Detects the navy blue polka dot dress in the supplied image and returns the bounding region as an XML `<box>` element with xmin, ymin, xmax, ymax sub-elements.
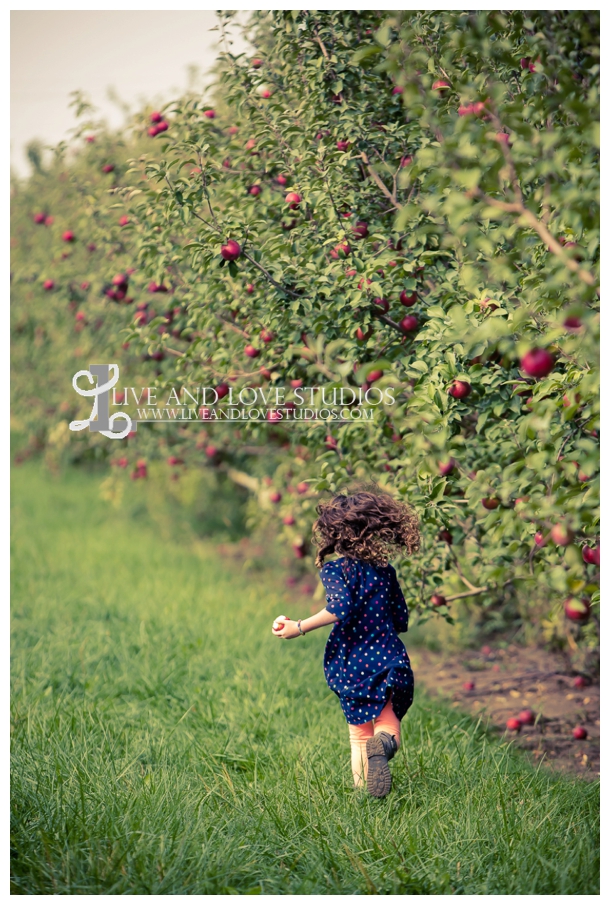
<box><xmin>320</xmin><ymin>557</ymin><xmax>414</xmax><ymax>726</ymax></box>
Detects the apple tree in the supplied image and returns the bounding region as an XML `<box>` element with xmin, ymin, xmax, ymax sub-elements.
<box><xmin>11</xmin><ymin>11</ymin><xmax>599</xmax><ymax>657</ymax></box>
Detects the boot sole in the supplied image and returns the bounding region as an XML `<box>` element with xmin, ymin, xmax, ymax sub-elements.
<box><xmin>365</xmin><ymin>735</ymin><xmax>392</xmax><ymax>798</ymax></box>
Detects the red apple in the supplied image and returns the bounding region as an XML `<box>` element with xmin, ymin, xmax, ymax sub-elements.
<box><xmin>62</xmin><ymin>230</ymin><xmax>75</xmax><ymax>242</ymax></box>
<box><xmin>296</xmin><ymin>482</ymin><xmax>308</xmax><ymax>494</ymax></box>
<box><xmin>325</xmin><ymin>435</ymin><xmax>338</xmax><ymax>450</ymax></box>
<box><xmin>155</xmin><ymin>121</ymin><xmax>169</xmax><ymax>134</ymax></box>
<box><xmin>431</xmin><ymin>594</ymin><xmax>447</xmax><ymax>607</ymax></box>
<box><xmin>249</xmin><ymin>185</ymin><xmax>261</xmax><ymax>196</ymax></box>
<box><xmin>290</xmin><ymin>379</ymin><xmax>303</xmax><ymax>389</ymax></box>
<box><xmin>462</xmin><ymin>680</ymin><xmax>475</xmax><ymax>691</ymax></box>
<box><xmin>261</xmin><ymin>329</ymin><xmax>275</xmax><ymax>343</ymax></box>
<box><xmin>118</xmin><ymin>215</ymin><xmax>129</xmax><ymax>226</ymax></box>
<box><xmin>400</xmin><ymin>155</ymin><xmax>413</xmax><ymax>167</ymax></box>
<box><xmin>204</xmin><ymin>109</ymin><xmax>216</xmax><ymax>119</ymax></box>
<box><xmin>494</xmin><ymin>132</ymin><xmax>510</xmax><ymax>145</ymax></box>
<box><xmin>368</xmin><ymin>370</ymin><xmax>384</xmax><ymax>383</ymax></box>
<box><xmin>117</xmin><ymin>457</ymin><xmax>128</xmax><ymax>468</ymax></box>
<box><xmin>563</xmin><ymin>597</ymin><xmax>590</xmax><ymax>623</ymax></box>
<box><xmin>399</xmin><ymin>315</ymin><xmax>418</xmax><ymax>333</ymax></box>
<box><xmin>150</xmin><ymin>111</ymin><xmax>162</xmax><ymax>123</ymax></box>
<box><xmin>372</xmin><ymin>298</ymin><xmax>389</xmax><ymax>313</ymax></box>
<box><xmin>167</xmin><ymin>456</ymin><xmax>184</xmax><ymax>466</ymax></box>
<box><xmin>260</xmin><ymin>368</ymin><xmax>272</xmax><ymax>380</ymax></box>
<box><xmin>269</xmin><ymin>490</ymin><xmax>282</xmax><ymax>503</ymax></box>
<box><xmin>43</xmin><ymin>280</ymin><xmax>55</xmax><ymax>291</ymax></box>
<box><xmin>33</xmin><ymin>212</ymin><xmax>46</xmax><ymax>224</ymax></box>
<box><xmin>439</xmin><ymin>529</ymin><xmax>453</xmax><ymax>545</ymax></box>
<box><xmin>432</xmin><ymin>79</ymin><xmax>450</xmax><ymax>92</ymax></box>
<box><xmin>582</xmin><ymin>545</ymin><xmax>599</xmax><ymax>566</ymax></box>
<box><xmin>400</xmin><ymin>290</ymin><xmax>417</xmax><ymax>306</ymax></box>
<box><xmin>534</xmin><ymin>532</ymin><xmax>546</xmax><ymax>547</ymax></box>
<box><xmin>356</xmin><ymin>326</ymin><xmax>373</xmax><ymax>341</ymax></box>
<box><xmin>506</xmin><ymin>718</ymin><xmax>522</xmax><ymax>732</ymax></box>
<box><xmin>221</xmin><ymin>239</ymin><xmax>241</xmax><ymax>261</ymax></box>
<box><xmin>45</xmin><ymin>215</ymin><xmax>55</xmax><ymax>226</ymax></box>
<box><xmin>482</xmin><ymin>497</ymin><xmax>500</xmax><ymax>510</ymax></box>
<box><xmin>205</xmin><ymin>445</ymin><xmax>218</xmax><ymax>458</ymax></box>
<box><xmin>102</xmin><ymin>164</ymin><xmax>115</xmax><ymax>173</ymax></box>
<box><xmin>572</xmin><ymin>726</ymin><xmax>588</xmax><ymax>740</ymax></box>
<box><xmin>251</xmin><ymin>58</ymin><xmax>263</xmax><ymax>68</ymax></box>
<box><xmin>520</xmin><ymin>348</ymin><xmax>554</xmax><ymax>378</ymax></box>
<box><xmin>330</xmin><ymin>241</ymin><xmax>351</xmax><ymax>259</ymax></box>
<box><xmin>244</xmin><ymin>344</ymin><xmax>259</xmax><ymax>358</ymax></box>
<box><xmin>283</xmin><ymin>514</ymin><xmax>295</xmax><ymax>526</ymax></box>
<box><xmin>80</xmin><ymin>281</ymin><xmax>90</xmax><ymax>291</ymax></box>
<box><xmin>517</xmin><ymin>709</ymin><xmax>535</xmax><ymax>725</ymax></box>
<box><xmin>245</xmin><ymin>283</ymin><xmax>255</xmax><ymax>294</ymax></box>
<box><xmin>392</xmin><ymin>86</ymin><xmax>404</xmax><ymax>95</ymax></box>
<box><xmin>564</xmin><ymin>316</ymin><xmax>582</xmax><ymax>330</ymax></box>
<box><xmin>352</xmin><ymin>221</ymin><xmax>368</xmax><ymax>239</ymax></box>
<box><xmin>276</xmin><ymin>174</ymin><xmax>288</xmax><ymax>186</ymax></box>
<box><xmin>550</xmin><ymin>523</ymin><xmax>573</xmax><ymax>546</ymax></box>
<box><xmin>573</xmin><ymin>676</ymin><xmax>588</xmax><ymax>689</ymax></box>
<box><xmin>85</xmin><ymin>135</ymin><xmax>95</xmax><ymax>143</ymax></box>
<box><xmin>260</xmin><ymin>88</ymin><xmax>272</xmax><ymax>98</ymax></box>
<box><xmin>448</xmin><ymin>380</ymin><xmax>472</xmax><ymax>399</ymax></box>
<box><xmin>285</xmin><ymin>192</ymin><xmax>302</xmax><ymax>209</ymax></box>
<box><xmin>336</xmin><ymin>140</ymin><xmax>350</xmax><ymax>151</ymax></box>
<box><xmin>439</xmin><ymin>459</ymin><xmax>455</xmax><ymax>477</ymax></box>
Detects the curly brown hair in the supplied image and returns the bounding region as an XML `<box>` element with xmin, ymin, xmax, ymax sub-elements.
<box><xmin>312</xmin><ymin>487</ymin><xmax>420</xmax><ymax>568</ymax></box>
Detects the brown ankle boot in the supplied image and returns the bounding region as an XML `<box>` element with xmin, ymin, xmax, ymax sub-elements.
<box><xmin>365</xmin><ymin>731</ymin><xmax>398</xmax><ymax>798</ymax></box>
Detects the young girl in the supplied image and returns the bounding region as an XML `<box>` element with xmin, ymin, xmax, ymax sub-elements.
<box><xmin>272</xmin><ymin>489</ymin><xmax>420</xmax><ymax>798</ymax></box>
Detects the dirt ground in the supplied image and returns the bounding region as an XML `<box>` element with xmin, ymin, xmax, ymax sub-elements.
<box><xmin>409</xmin><ymin>644</ymin><xmax>599</xmax><ymax>779</ymax></box>
<box><xmin>215</xmin><ymin>542</ymin><xmax>599</xmax><ymax>779</ymax></box>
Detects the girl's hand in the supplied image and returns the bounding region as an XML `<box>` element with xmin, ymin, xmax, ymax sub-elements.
<box><xmin>272</xmin><ymin>617</ymin><xmax>301</xmax><ymax>640</ymax></box>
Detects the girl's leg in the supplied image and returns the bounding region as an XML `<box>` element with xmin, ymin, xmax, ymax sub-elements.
<box><xmin>348</xmin><ymin>721</ymin><xmax>374</xmax><ymax>787</ymax></box>
<box><xmin>373</xmin><ymin>696</ymin><xmax>401</xmax><ymax>748</ymax></box>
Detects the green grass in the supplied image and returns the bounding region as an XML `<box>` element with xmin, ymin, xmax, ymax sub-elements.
<box><xmin>11</xmin><ymin>464</ymin><xmax>600</xmax><ymax>894</ymax></box>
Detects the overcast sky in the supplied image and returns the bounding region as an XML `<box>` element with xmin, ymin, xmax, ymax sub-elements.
<box><xmin>11</xmin><ymin>10</ymin><xmax>250</xmax><ymax>177</ymax></box>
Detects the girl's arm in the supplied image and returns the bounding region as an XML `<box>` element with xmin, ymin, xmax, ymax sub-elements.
<box><xmin>272</xmin><ymin>607</ymin><xmax>338</xmax><ymax>640</ymax></box>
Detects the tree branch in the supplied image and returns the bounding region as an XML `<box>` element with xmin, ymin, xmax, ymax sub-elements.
<box><xmin>241</xmin><ymin>250</ymin><xmax>302</xmax><ymax>299</ymax></box>
<box><xmin>360</xmin><ymin>152</ymin><xmax>402</xmax><ymax>209</ymax></box>
<box><xmin>212</xmin><ymin>315</ymin><xmax>250</xmax><ymax>339</ymax></box>
<box><xmin>445</xmin><ymin>587</ymin><xmax>489</xmax><ymax>602</ymax></box>
<box><xmin>372</xmin><ymin>308</ymin><xmax>405</xmax><ymax>335</ymax></box>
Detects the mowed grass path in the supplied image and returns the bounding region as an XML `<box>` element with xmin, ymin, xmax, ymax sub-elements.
<box><xmin>11</xmin><ymin>465</ymin><xmax>599</xmax><ymax>894</ymax></box>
